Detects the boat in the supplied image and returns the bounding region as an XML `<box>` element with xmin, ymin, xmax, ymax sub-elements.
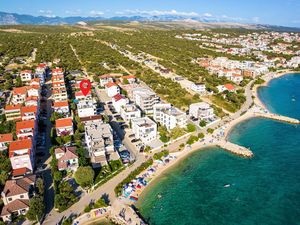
<box><xmin>129</xmin><ymin>196</ymin><xmax>138</xmax><ymax>202</ymax></box>
<box><xmin>224</xmin><ymin>184</ymin><xmax>231</xmax><ymax>188</ymax></box>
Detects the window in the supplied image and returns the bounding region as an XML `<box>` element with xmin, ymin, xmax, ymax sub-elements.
<box><xmin>20</xmin><ymin>195</ymin><xmax>24</xmax><ymax>198</ymax></box>
<box><xmin>8</xmin><ymin>197</ymin><xmax>12</xmax><ymax>202</ymax></box>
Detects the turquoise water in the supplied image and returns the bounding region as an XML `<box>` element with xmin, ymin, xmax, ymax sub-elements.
<box><xmin>138</xmin><ymin>74</ymin><xmax>300</xmax><ymax>225</ymax></box>
<box><xmin>258</xmin><ymin>73</ymin><xmax>300</xmax><ymax>119</ymax></box>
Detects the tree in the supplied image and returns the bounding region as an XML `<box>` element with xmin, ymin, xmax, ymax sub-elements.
<box><xmin>74</xmin><ymin>166</ymin><xmax>95</xmax><ymax>188</ymax></box>
<box><xmin>123</xmin><ymin>78</ymin><xmax>129</xmax><ymax>84</ymax></box>
<box><xmin>186</xmin><ymin>123</ymin><xmax>196</xmax><ymax>132</ymax></box>
<box><xmin>26</xmin><ymin>196</ymin><xmax>45</xmax><ymax>221</ymax></box>
<box><xmin>15</xmin><ymin>76</ymin><xmax>23</xmax><ymax>87</ymax></box>
<box><xmin>198</xmin><ymin>133</ymin><xmax>205</xmax><ymax>139</ymax></box>
<box><xmin>199</xmin><ymin>120</ymin><xmax>207</xmax><ymax>127</ymax></box>
<box><xmin>36</xmin><ymin>178</ymin><xmax>44</xmax><ymax>195</ymax></box>
<box><xmin>207</xmin><ymin>128</ymin><xmax>214</xmax><ymax>134</ymax></box>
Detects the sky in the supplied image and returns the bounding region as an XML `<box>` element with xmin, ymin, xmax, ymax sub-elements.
<box><xmin>1</xmin><ymin>0</ymin><xmax>300</xmax><ymax>27</ymax></box>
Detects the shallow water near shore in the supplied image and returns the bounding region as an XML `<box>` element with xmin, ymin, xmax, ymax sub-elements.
<box><xmin>137</xmin><ymin>74</ymin><xmax>300</xmax><ymax>225</ymax></box>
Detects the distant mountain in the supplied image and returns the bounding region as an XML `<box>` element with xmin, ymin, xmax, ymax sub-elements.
<box><xmin>0</xmin><ymin>11</ymin><xmax>300</xmax><ymax>32</ymax></box>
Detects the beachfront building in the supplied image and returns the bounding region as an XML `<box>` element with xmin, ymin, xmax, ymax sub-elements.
<box><xmin>120</xmin><ymin>103</ymin><xmax>141</xmax><ymax>124</ymax></box>
<box><xmin>55</xmin><ymin>118</ymin><xmax>73</xmax><ymax>136</ymax></box>
<box><xmin>131</xmin><ymin>88</ymin><xmax>160</xmax><ymax>114</ymax></box>
<box><xmin>84</xmin><ymin>120</ymin><xmax>116</xmax><ymax>168</ymax></box>
<box><xmin>131</xmin><ymin>117</ymin><xmax>157</xmax><ymax>144</ymax></box>
<box><xmin>153</xmin><ymin>103</ymin><xmax>187</xmax><ymax>130</ymax></box>
<box><xmin>0</xmin><ymin>175</ymin><xmax>36</xmax><ymax>222</ymax></box>
<box><xmin>54</xmin><ymin>147</ymin><xmax>79</xmax><ymax>171</ymax></box>
<box><xmin>189</xmin><ymin>102</ymin><xmax>215</xmax><ymax>120</ymax></box>
<box><xmin>5</xmin><ymin>104</ymin><xmax>22</xmax><ymax>121</ymax></box>
<box><xmin>9</xmin><ymin>139</ymin><xmax>34</xmax><ymax>176</ymax></box>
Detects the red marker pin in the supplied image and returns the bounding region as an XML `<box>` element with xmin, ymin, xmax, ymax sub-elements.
<box><xmin>79</xmin><ymin>79</ymin><xmax>91</xmax><ymax>96</ymax></box>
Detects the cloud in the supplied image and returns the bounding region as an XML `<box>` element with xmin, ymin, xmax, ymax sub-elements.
<box><xmin>203</xmin><ymin>13</ymin><xmax>212</xmax><ymax>17</ymax></box>
<box><xmin>252</xmin><ymin>17</ymin><xmax>260</xmax><ymax>23</ymax></box>
<box><xmin>38</xmin><ymin>9</ymin><xmax>56</xmax><ymax>18</ymax></box>
<box><xmin>65</xmin><ymin>9</ymin><xmax>81</xmax><ymax>16</ymax></box>
<box><xmin>119</xmin><ymin>9</ymin><xmax>199</xmax><ymax>17</ymax></box>
<box><xmin>89</xmin><ymin>10</ymin><xmax>104</xmax><ymax>17</ymax></box>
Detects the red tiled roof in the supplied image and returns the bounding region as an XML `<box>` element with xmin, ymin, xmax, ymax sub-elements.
<box><xmin>52</xmin><ymin>68</ymin><xmax>63</xmax><ymax>73</ymax></box>
<box><xmin>113</xmin><ymin>93</ymin><xmax>124</xmax><ymax>102</ymax></box>
<box><xmin>9</xmin><ymin>139</ymin><xmax>32</xmax><ymax>155</ymax></box>
<box><xmin>37</xmin><ymin>63</ymin><xmax>46</xmax><ymax>68</ymax></box>
<box><xmin>20</xmin><ymin>70</ymin><xmax>32</xmax><ymax>74</ymax></box>
<box><xmin>105</xmin><ymin>82</ymin><xmax>117</xmax><ymax>88</ymax></box>
<box><xmin>13</xmin><ymin>87</ymin><xmax>28</xmax><ymax>95</ymax></box>
<box><xmin>56</xmin><ymin>118</ymin><xmax>73</xmax><ymax>128</ymax></box>
<box><xmin>21</xmin><ymin>106</ymin><xmax>37</xmax><ymax>115</ymax></box>
<box><xmin>0</xmin><ymin>133</ymin><xmax>13</xmax><ymax>143</ymax></box>
<box><xmin>26</xmin><ymin>96</ymin><xmax>38</xmax><ymax>101</ymax></box>
<box><xmin>122</xmin><ymin>75</ymin><xmax>136</xmax><ymax>79</ymax></box>
<box><xmin>16</xmin><ymin>120</ymin><xmax>35</xmax><ymax>132</ymax></box>
<box><xmin>224</xmin><ymin>84</ymin><xmax>235</xmax><ymax>91</ymax></box>
<box><xmin>0</xmin><ymin>199</ymin><xmax>30</xmax><ymax>216</ymax></box>
<box><xmin>53</xmin><ymin>101</ymin><xmax>69</xmax><ymax>108</ymax></box>
<box><xmin>12</xmin><ymin>168</ymin><xmax>31</xmax><ymax>177</ymax></box>
<box><xmin>5</xmin><ymin>104</ymin><xmax>22</xmax><ymax>111</ymax></box>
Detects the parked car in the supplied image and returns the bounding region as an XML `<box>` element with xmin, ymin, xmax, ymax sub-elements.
<box><xmin>131</xmin><ymin>139</ymin><xmax>140</xmax><ymax>143</ymax></box>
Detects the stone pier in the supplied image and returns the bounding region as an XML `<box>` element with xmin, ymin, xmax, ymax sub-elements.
<box><xmin>217</xmin><ymin>140</ymin><xmax>254</xmax><ymax>158</ymax></box>
<box><xmin>255</xmin><ymin>112</ymin><xmax>300</xmax><ymax>124</ymax></box>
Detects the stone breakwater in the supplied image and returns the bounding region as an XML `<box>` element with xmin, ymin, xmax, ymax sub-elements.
<box><xmin>217</xmin><ymin>140</ymin><xmax>254</xmax><ymax>158</ymax></box>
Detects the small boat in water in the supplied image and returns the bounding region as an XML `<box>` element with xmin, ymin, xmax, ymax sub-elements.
<box><xmin>224</xmin><ymin>184</ymin><xmax>231</xmax><ymax>188</ymax></box>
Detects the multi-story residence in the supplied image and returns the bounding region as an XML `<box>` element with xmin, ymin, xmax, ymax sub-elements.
<box><xmin>153</xmin><ymin>103</ymin><xmax>187</xmax><ymax>130</ymax></box>
<box><xmin>81</xmin><ymin>115</ymin><xmax>102</xmax><ymax>125</ymax></box>
<box><xmin>25</xmin><ymin>96</ymin><xmax>39</xmax><ymax>107</ymax></box>
<box><xmin>21</xmin><ymin>106</ymin><xmax>38</xmax><ymax>121</ymax></box>
<box><xmin>12</xmin><ymin>87</ymin><xmax>27</xmax><ymax>105</ymax></box>
<box><xmin>27</xmin><ymin>86</ymin><xmax>40</xmax><ymax>98</ymax></box>
<box><xmin>54</xmin><ymin>147</ymin><xmax>79</xmax><ymax>171</ymax></box>
<box><xmin>112</xmin><ymin>94</ymin><xmax>128</xmax><ymax>113</ymax></box>
<box><xmin>121</xmin><ymin>75</ymin><xmax>137</xmax><ymax>84</ymax></box>
<box><xmin>29</xmin><ymin>78</ymin><xmax>40</xmax><ymax>87</ymax></box>
<box><xmin>9</xmin><ymin>139</ymin><xmax>34</xmax><ymax>175</ymax></box>
<box><xmin>52</xmin><ymin>81</ymin><xmax>65</xmax><ymax>89</ymax></box>
<box><xmin>56</xmin><ymin>117</ymin><xmax>73</xmax><ymax>136</ymax></box>
<box><xmin>120</xmin><ymin>103</ymin><xmax>141</xmax><ymax>124</ymax></box>
<box><xmin>132</xmin><ymin>87</ymin><xmax>160</xmax><ymax>114</ymax></box>
<box><xmin>190</xmin><ymin>83</ymin><xmax>206</xmax><ymax>95</ymax></box>
<box><xmin>0</xmin><ymin>133</ymin><xmax>13</xmax><ymax>151</ymax></box>
<box><xmin>77</xmin><ymin>99</ymin><xmax>97</xmax><ymax>118</ymax></box>
<box><xmin>35</xmin><ymin>63</ymin><xmax>47</xmax><ymax>84</ymax></box>
<box><xmin>52</xmin><ymin>68</ymin><xmax>64</xmax><ymax>76</ymax></box>
<box><xmin>5</xmin><ymin>104</ymin><xmax>22</xmax><ymax>121</ymax></box>
<box><xmin>99</xmin><ymin>74</ymin><xmax>114</xmax><ymax>87</ymax></box>
<box><xmin>75</xmin><ymin>91</ymin><xmax>92</xmax><ymax>101</ymax></box>
<box><xmin>20</xmin><ymin>70</ymin><xmax>33</xmax><ymax>84</ymax></box>
<box><xmin>131</xmin><ymin>117</ymin><xmax>157</xmax><ymax>144</ymax></box>
<box><xmin>0</xmin><ymin>175</ymin><xmax>36</xmax><ymax>222</ymax></box>
<box><xmin>85</xmin><ymin>121</ymin><xmax>116</xmax><ymax>168</ymax></box>
<box><xmin>105</xmin><ymin>82</ymin><xmax>120</xmax><ymax>97</ymax></box>
<box><xmin>53</xmin><ymin>101</ymin><xmax>69</xmax><ymax>115</ymax></box>
<box><xmin>52</xmin><ymin>87</ymin><xmax>68</xmax><ymax>102</ymax></box>
<box><xmin>189</xmin><ymin>102</ymin><xmax>215</xmax><ymax>120</ymax></box>
<box><xmin>16</xmin><ymin>120</ymin><xmax>36</xmax><ymax>140</ymax></box>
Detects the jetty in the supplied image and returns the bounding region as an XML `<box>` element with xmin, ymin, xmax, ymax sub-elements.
<box><xmin>217</xmin><ymin>140</ymin><xmax>253</xmax><ymax>157</ymax></box>
<box><xmin>255</xmin><ymin>112</ymin><xmax>300</xmax><ymax>124</ymax></box>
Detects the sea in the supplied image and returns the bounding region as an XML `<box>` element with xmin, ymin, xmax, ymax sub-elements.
<box><xmin>137</xmin><ymin>73</ymin><xmax>300</xmax><ymax>225</ymax></box>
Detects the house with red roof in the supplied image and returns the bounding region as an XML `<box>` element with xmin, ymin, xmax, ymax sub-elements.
<box><xmin>105</xmin><ymin>82</ymin><xmax>120</xmax><ymax>97</ymax></box>
<box><xmin>12</xmin><ymin>87</ymin><xmax>28</xmax><ymax>105</ymax></box>
<box><xmin>0</xmin><ymin>133</ymin><xmax>13</xmax><ymax>151</ymax></box>
<box><xmin>52</xmin><ymin>68</ymin><xmax>63</xmax><ymax>76</ymax></box>
<box><xmin>75</xmin><ymin>90</ymin><xmax>92</xmax><ymax>101</ymax></box>
<box><xmin>27</xmin><ymin>85</ymin><xmax>40</xmax><ymax>98</ymax></box>
<box><xmin>21</xmin><ymin>106</ymin><xmax>38</xmax><ymax>121</ymax></box>
<box><xmin>16</xmin><ymin>120</ymin><xmax>36</xmax><ymax>140</ymax></box>
<box><xmin>55</xmin><ymin>147</ymin><xmax>79</xmax><ymax>171</ymax></box>
<box><xmin>4</xmin><ymin>104</ymin><xmax>22</xmax><ymax>121</ymax></box>
<box><xmin>53</xmin><ymin>101</ymin><xmax>69</xmax><ymax>115</ymax></box>
<box><xmin>20</xmin><ymin>70</ymin><xmax>33</xmax><ymax>84</ymax></box>
<box><xmin>99</xmin><ymin>74</ymin><xmax>114</xmax><ymax>87</ymax></box>
<box><xmin>217</xmin><ymin>84</ymin><xmax>236</xmax><ymax>93</ymax></box>
<box><xmin>112</xmin><ymin>94</ymin><xmax>128</xmax><ymax>112</ymax></box>
<box><xmin>52</xmin><ymin>87</ymin><xmax>68</xmax><ymax>101</ymax></box>
<box><xmin>9</xmin><ymin>139</ymin><xmax>34</xmax><ymax>176</ymax></box>
<box><xmin>56</xmin><ymin>117</ymin><xmax>73</xmax><ymax>136</ymax></box>
<box><xmin>29</xmin><ymin>78</ymin><xmax>40</xmax><ymax>87</ymax></box>
<box><xmin>0</xmin><ymin>175</ymin><xmax>36</xmax><ymax>222</ymax></box>
<box><xmin>121</xmin><ymin>75</ymin><xmax>137</xmax><ymax>84</ymax></box>
<box><xmin>25</xmin><ymin>96</ymin><xmax>39</xmax><ymax>107</ymax></box>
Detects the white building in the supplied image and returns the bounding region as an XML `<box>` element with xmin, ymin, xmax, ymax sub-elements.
<box><xmin>132</xmin><ymin>88</ymin><xmax>160</xmax><ymax>114</ymax></box>
<box><xmin>20</xmin><ymin>70</ymin><xmax>33</xmax><ymax>84</ymax></box>
<box><xmin>189</xmin><ymin>102</ymin><xmax>215</xmax><ymax>120</ymax></box>
<box><xmin>132</xmin><ymin>117</ymin><xmax>157</xmax><ymax>144</ymax></box>
<box><xmin>105</xmin><ymin>82</ymin><xmax>120</xmax><ymax>97</ymax></box>
<box><xmin>53</xmin><ymin>101</ymin><xmax>69</xmax><ymax>115</ymax></box>
<box><xmin>120</xmin><ymin>103</ymin><xmax>141</xmax><ymax>124</ymax></box>
<box><xmin>112</xmin><ymin>94</ymin><xmax>128</xmax><ymax>113</ymax></box>
<box><xmin>190</xmin><ymin>83</ymin><xmax>206</xmax><ymax>95</ymax></box>
<box><xmin>153</xmin><ymin>103</ymin><xmax>187</xmax><ymax>130</ymax></box>
<box><xmin>77</xmin><ymin>100</ymin><xmax>97</xmax><ymax>118</ymax></box>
